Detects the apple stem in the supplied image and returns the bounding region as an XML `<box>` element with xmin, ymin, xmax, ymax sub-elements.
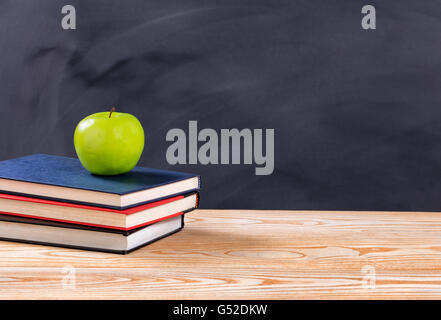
<box><xmin>109</xmin><ymin>107</ymin><xmax>115</xmax><ymax>118</ymax></box>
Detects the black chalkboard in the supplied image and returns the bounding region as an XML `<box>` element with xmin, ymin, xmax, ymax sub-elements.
<box><xmin>1</xmin><ymin>0</ymin><xmax>441</xmax><ymax>210</ymax></box>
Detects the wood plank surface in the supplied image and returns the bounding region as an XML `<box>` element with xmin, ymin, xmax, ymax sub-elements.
<box><xmin>1</xmin><ymin>209</ymin><xmax>441</xmax><ymax>299</ymax></box>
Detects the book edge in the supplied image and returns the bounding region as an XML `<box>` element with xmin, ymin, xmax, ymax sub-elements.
<box><xmin>0</xmin><ymin>188</ymin><xmax>200</xmax><ymax>210</ymax></box>
<box><xmin>0</xmin><ymin>220</ymin><xmax>185</xmax><ymax>254</ymax></box>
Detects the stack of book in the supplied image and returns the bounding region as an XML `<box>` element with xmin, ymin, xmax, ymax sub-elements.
<box><xmin>0</xmin><ymin>154</ymin><xmax>200</xmax><ymax>254</ymax></box>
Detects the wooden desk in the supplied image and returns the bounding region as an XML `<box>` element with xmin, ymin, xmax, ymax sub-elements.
<box><xmin>1</xmin><ymin>209</ymin><xmax>441</xmax><ymax>299</ymax></box>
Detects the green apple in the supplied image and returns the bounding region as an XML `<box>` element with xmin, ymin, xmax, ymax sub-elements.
<box><xmin>74</xmin><ymin>108</ymin><xmax>145</xmax><ymax>175</ymax></box>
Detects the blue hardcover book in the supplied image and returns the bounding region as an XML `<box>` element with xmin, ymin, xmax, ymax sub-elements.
<box><xmin>0</xmin><ymin>154</ymin><xmax>200</xmax><ymax>209</ymax></box>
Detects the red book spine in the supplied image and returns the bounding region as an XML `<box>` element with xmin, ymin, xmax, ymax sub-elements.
<box><xmin>0</xmin><ymin>193</ymin><xmax>184</xmax><ymax>214</ymax></box>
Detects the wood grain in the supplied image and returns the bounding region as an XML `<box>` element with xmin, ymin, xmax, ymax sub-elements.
<box><xmin>1</xmin><ymin>209</ymin><xmax>441</xmax><ymax>299</ymax></box>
